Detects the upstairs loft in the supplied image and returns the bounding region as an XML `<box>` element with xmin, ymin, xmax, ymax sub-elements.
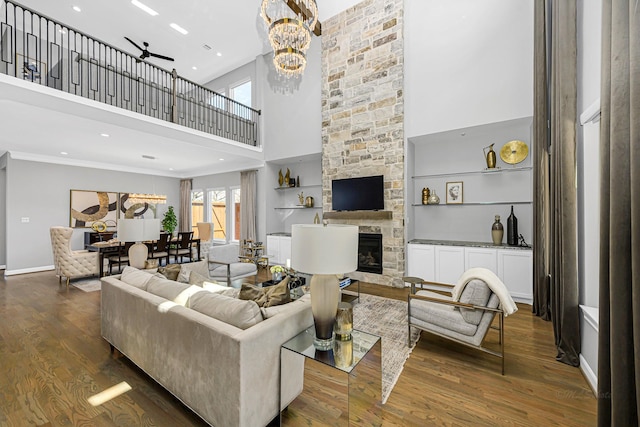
<box><xmin>0</xmin><ymin>0</ymin><xmax>263</xmax><ymax>176</ymax></box>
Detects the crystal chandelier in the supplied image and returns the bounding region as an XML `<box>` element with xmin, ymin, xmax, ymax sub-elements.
<box><xmin>261</xmin><ymin>0</ymin><xmax>318</xmax><ymax>78</ymax></box>
<box><xmin>128</xmin><ymin>193</ymin><xmax>167</xmax><ymax>205</ymax></box>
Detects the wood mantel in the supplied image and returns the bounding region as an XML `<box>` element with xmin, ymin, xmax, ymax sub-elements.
<box><xmin>323</xmin><ymin>211</ymin><xmax>393</xmax><ymax>220</ymax></box>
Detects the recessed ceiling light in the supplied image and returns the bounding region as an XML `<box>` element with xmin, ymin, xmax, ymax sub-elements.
<box><xmin>131</xmin><ymin>0</ymin><xmax>158</xmax><ymax>16</ymax></box>
<box><xmin>142</xmin><ymin>155</ymin><xmax>156</xmax><ymax>160</ymax></box>
<box><xmin>100</xmin><ymin>133</ymin><xmax>110</xmax><ymax>137</ymax></box>
<box><xmin>219</xmin><ymin>158</ymin><xmax>224</xmax><ymax>161</ymax></box>
<box><xmin>72</xmin><ymin>6</ymin><xmax>81</xmax><ymax>12</ymax></box>
<box><xmin>192</xmin><ymin>66</ymin><xmax>197</xmax><ymax>70</ymax></box>
<box><xmin>216</xmin><ymin>52</ymin><xmax>222</xmax><ymax>57</ymax></box>
<box><xmin>169</xmin><ymin>167</ymin><xmax>174</xmax><ymax>171</ymax></box>
<box><xmin>169</xmin><ymin>23</ymin><xmax>188</xmax><ymax>35</ymax></box>
<box><xmin>60</xmin><ymin>151</ymin><xmax>68</xmax><ymax>155</ymax></box>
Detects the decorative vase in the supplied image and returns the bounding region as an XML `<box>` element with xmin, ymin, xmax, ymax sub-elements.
<box><xmin>285</xmin><ymin>168</ymin><xmax>290</xmax><ymax>186</ymax></box>
<box><xmin>507</xmin><ymin>205</ymin><xmax>518</xmax><ymax>246</ymax></box>
<box><xmin>422</xmin><ymin>187</ymin><xmax>430</xmax><ymax>205</ymax></box>
<box><xmin>296</xmin><ymin>176</ymin><xmax>300</xmax><ymax>187</ymax></box>
<box><xmin>427</xmin><ymin>190</ymin><xmax>440</xmax><ymax>205</ymax></box>
<box><xmin>305</xmin><ymin>196</ymin><xmax>314</xmax><ymax>207</ymax></box>
<box><xmin>314</xmin><ymin>212</ymin><xmax>320</xmax><ymax>224</ymax></box>
<box><xmin>484</xmin><ymin>143</ymin><xmax>497</xmax><ymax>169</ymax></box>
<box><xmin>491</xmin><ymin>215</ymin><xmax>504</xmax><ymax>245</ymax></box>
<box><xmin>278</xmin><ymin>169</ymin><xmax>284</xmax><ymax>187</ymax></box>
<box><xmin>272</xmin><ymin>272</ymin><xmax>284</xmax><ymax>282</ymax></box>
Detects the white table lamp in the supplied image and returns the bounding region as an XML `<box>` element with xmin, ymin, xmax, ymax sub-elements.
<box><xmin>291</xmin><ymin>224</ymin><xmax>358</xmax><ymax>349</ymax></box>
<box><xmin>117</xmin><ymin>219</ymin><xmax>160</xmax><ymax>269</ymax></box>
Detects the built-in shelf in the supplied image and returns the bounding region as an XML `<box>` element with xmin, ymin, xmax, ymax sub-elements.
<box><xmin>323</xmin><ymin>210</ymin><xmax>393</xmax><ymax>220</ymax></box>
<box><xmin>274</xmin><ymin>206</ymin><xmax>322</xmax><ymax>210</ymax></box>
<box><xmin>274</xmin><ymin>184</ymin><xmax>322</xmax><ymax>191</ymax></box>
<box><xmin>412</xmin><ymin>201</ymin><xmax>532</xmax><ymax>207</ymax></box>
<box><xmin>413</xmin><ymin>166</ymin><xmax>532</xmax><ymax>179</ymax></box>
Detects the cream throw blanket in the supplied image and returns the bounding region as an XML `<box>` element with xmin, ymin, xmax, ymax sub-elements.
<box><xmin>451</xmin><ymin>267</ymin><xmax>518</xmax><ymax>317</ymax></box>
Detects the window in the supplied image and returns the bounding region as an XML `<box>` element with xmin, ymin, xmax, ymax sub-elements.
<box><xmin>191</xmin><ymin>191</ymin><xmax>204</xmax><ymax>237</ymax></box>
<box><xmin>209</xmin><ymin>189</ymin><xmax>227</xmax><ymax>241</ymax></box>
<box><xmin>230</xmin><ymin>79</ymin><xmax>252</xmax><ymax>119</ymax></box>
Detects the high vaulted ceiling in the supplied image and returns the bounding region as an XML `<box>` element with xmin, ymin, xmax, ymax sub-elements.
<box><xmin>0</xmin><ymin>0</ymin><xmax>362</xmax><ymax>177</ymax></box>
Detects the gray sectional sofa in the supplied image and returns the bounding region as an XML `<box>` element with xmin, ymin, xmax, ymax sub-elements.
<box><xmin>100</xmin><ymin>266</ymin><xmax>314</xmax><ymax>427</ymax></box>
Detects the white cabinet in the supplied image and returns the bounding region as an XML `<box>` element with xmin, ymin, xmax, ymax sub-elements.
<box><xmin>435</xmin><ymin>246</ymin><xmax>465</xmax><ymax>284</ymax></box>
<box><xmin>267</xmin><ymin>235</ymin><xmax>291</xmax><ymax>265</ymax></box>
<box><xmin>464</xmin><ymin>247</ymin><xmax>498</xmax><ymax>274</ymax></box>
<box><xmin>497</xmin><ymin>249</ymin><xmax>533</xmax><ymax>304</ymax></box>
<box><xmin>407</xmin><ymin>244</ymin><xmax>435</xmax><ymax>281</ymax></box>
<box><xmin>407</xmin><ymin>243</ymin><xmax>533</xmax><ymax>304</ymax></box>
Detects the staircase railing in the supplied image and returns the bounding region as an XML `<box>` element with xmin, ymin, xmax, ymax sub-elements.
<box><xmin>0</xmin><ymin>0</ymin><xmax>260</xmax><ymax>147</ymax></box>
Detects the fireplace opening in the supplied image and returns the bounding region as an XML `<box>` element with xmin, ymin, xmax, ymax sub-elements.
<box><xmin>357</xmin><ymin>233</ymin><xmax>383</xmax><ymax>274</ymax></box>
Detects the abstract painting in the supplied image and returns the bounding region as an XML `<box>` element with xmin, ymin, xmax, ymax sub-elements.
<box><xmin>70</xmin><ymin>190</ymin><xmax>118</xmax><ymax>228</ymax></box>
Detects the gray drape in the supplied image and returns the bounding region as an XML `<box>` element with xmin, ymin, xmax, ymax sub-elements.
<box><xmin>179</xmin><ymin>179</ymin><xmax>192</xmax><ymax>233</ymax></box>
<box><xmin>240</xmin><ymin>170</ymin><xmax>257</xmax><ymax>242</ymax></box>
<box><xmin>597</xmin><ymin>1</ymin><xmax>640</xmax><ymax>424</ymax></box>
<box><xmin>532</xmin><ymin>0</ymin><xmax>580</xmax><ymax>366</ymax></box>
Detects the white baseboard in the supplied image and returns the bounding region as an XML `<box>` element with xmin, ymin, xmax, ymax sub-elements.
<box><xmin>4</xmin><ymin>265</ymin><xmax>55</xmax><ymax>276</ymax></box>
<box><xmin>580</xmin><ymin>354</ymin><xmax>597</xmax><ymax>394</ymax></box>
<box><xmin>0</xmin><ymin>265</ymin><xmax>5</xmax><ymax>270</ymax></box>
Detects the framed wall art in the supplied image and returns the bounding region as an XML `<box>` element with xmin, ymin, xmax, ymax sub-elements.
<box><xmin>69</xmin><ymin>190</ymin><xmax>118</xmax><ymax>228</ymax></box>
<box><xmin>118</xmin><ymin>193</ymin><xmax>157</xmax><ymax>219</ymax></box>
<box><xmin>445</xmin><ymin>181</ymin><xmax>463</xmax><ymax>204</ymax></box>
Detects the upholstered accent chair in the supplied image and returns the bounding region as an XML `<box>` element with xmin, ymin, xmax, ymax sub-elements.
<box><xmin>208</xmin><ymin>243</ymin><xmax>257</xmax><ymax>286</ymax></box>
<box><xmin>196</xmin><ymin>222</ymin><xmax>215</xmax><ymax>259</ymax></box>
<box><xmin>405</xmin><ymin>275</ymin><xmax>505</xmax><ymax>374</ymax></box>
<box><xmin>50</xmin><ymin>226</ymin><xmax>100</xmax><ymax>288</ymax></box>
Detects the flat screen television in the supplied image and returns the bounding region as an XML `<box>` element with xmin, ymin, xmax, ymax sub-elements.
<box><xmin>331</xmin><ymin>175</ymin><xmax>384</xmax><ymax>211</ymax></box>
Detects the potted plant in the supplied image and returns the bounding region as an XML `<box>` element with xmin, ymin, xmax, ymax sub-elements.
<box><xmin>161</xmin><ymin>206</ymin><xmax>178</xmax><ymax>236</ymax></box>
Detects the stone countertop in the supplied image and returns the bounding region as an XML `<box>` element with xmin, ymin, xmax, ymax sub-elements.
<box><xmin>408</xmin><ymin>239</ymin><xmax>532</xmax><ymax>251</ymax></box>
<box><xmin>268</xmin><ymin>232</ymin><xmax>292</xmax><ymax>237</ymax></box>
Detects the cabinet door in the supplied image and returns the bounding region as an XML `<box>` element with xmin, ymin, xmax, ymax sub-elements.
<box><xmin>435</xmin><ymin>246</ymin><xmax>465</xmax><ymax>284</ymax></box>
<box><xmin>267</xmin><ymin>236</ymin><xmax>280</xmax><ymax>265</ymax></box>
<box><xmin>497</xmin><ymin>249</ymin><xmax>533</xmax><ymax>304</ymax></box>
<box><xmin>464</xmin><ymin>247</ymin><xmax>498</xmax><ymax>274</ymax></box>
<box><xmin>406</xmin><ymin>244</ymin><xmax>435</xmax><ymax>282</ymax></box>
<box><xmin>279</xmin><ymin>237</ymin><xmax>292</xmax><ymax>266</ymax></box>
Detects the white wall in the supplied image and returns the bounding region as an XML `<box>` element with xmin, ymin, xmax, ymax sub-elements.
<box><xmin>405</xmin><ymin>0</ymin><xmax>534</xmax><ymax>138</ymax></box>
<box><xmin>4</xmin><ymin>157</ymin><xmax>180</xmax><ymax>274</ymax></box>
<box><xmin>0</xmin><ymin>154</ymin><xmax>6</xmax><ymax>267</ymax></box>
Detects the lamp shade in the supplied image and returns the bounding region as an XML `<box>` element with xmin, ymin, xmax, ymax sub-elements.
<box><xmin>117</xmin><ymin>219</ymin><xmax>160</xmax><ymax>242</ymax></box>
<box><xmin>291</xmin><ymin>224</ymin><xmax>358</xmax><ymax>274</ymax></box>
<box><xmin>117</xmin><ymin>219</ymin><xmax>144</xmax><ymax>242</ymax></box>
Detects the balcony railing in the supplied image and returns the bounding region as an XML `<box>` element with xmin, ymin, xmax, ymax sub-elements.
<box><xmin>0</xmin><ymin>0</ymin><xmax>260</xmax><ymax>147</ymax></box>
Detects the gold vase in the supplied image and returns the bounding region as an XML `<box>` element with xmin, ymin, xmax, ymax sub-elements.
<box><xmin>278</xmin><ymin>169</ymin><xmax>284</xmax><ymax>186</ymax></box>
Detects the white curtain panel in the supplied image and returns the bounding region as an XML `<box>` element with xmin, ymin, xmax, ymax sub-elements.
<box><xmin>240</xmin><ymin>170</ymin><xmax>257</xmax><ymax>242</ymax></box>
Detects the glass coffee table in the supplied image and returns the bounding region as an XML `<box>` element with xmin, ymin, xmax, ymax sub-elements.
<box><xmin>280</xmin><ymin>326</ymin><xmax>381</xmax><ymax>425</ymax></box>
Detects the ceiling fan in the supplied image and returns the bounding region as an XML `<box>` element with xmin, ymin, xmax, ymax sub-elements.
<box><xmin>125</xmin><ymin>37</ymin><xmax>174</xmax><ymax>62</ymax></box>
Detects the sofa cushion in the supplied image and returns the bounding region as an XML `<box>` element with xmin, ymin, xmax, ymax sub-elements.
<box><xmin>146</xmin><ymin>276</ymin><xmax>191</xmax><ymax>301</ymax></box>
<box><xmin>157</xmin><ymin>264</ymin><xmax>182</xmax><ymax>281</ymax></box>
<box><xmin>188</xmin><ymin>270</ymin><xmax>212</xmax><ymax>286</ymax></box>
<box><xmin>201</xmin><ymin>281</ymin><xmax>231</xmax><ymax>293</ymax></box>
<box><xmin>173</xmin><ymin>284</ymin><xmax>208</xmax><ymax>306</ymax></box>
<box><xmin>209</xmin><ymin>262</ymin><xmax>256</xmax><ymax>279</ymax></box>
<box><xmin>187</xmin><ymin>292</ymin><xmax>263</xmax><ymax>329</ymax></box>
<box><xmin>120</xmin><ymin>266</ymin><xmax>154</xmax><ymax>291</ymax></box>
<box><xmin>178</xmin><ymin>260</ymin><xmax>210</xmax><ymax>283</ymax></box>
<box><xmin>239</xmin><ymin>277</ymin><xmax>291</xmax><ymax>308</ymax></box>
<box><xmin>458</xmin><ymin>279</ymin><xmax>492</xmax><ymax>325</ymax></box>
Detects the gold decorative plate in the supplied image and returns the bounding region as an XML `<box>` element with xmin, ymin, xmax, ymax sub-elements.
<box><xmin>500</xmin><ymin>140</ymin><xmax>529</xmax><ymax>164</ymax></box>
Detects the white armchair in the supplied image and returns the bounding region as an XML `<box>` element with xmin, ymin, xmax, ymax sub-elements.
<box><xmin>50</xmin><ymin>226</ymin><xmax>100</xmax><ymax>288</ymax></box>
<box><xmin>207</xmin><ymin>243</ymin><xmax>257</xmax><ymax>286</ymax></box>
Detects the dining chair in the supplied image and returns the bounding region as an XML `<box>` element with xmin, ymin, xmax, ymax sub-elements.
<box><xmin>149</xmin><ymin>232</ymin><xmax>171</xmax><ymax>266</ymax></box>
<box><xmin>107</xmin><ymin>242</ymin><xmax>134</xmax><ymax>274</ymax></box>
<box><xmin>170</xmin><ymin>231</ymin><xmax>194</xmax><ymax>263</ymax></box>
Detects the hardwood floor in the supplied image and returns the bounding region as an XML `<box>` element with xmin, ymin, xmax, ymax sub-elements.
<box><xmin>0</xmin><ymin>269</ymin><xmax>596</xmax><ymax>426</ymax></box>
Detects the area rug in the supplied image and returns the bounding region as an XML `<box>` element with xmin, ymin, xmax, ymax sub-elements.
<box><xmin>71</xmin><ymin>278</ymin><xmax>102</xmax><ymax>292</ymax></box>
<box><xmin>353</xmin><ymin>293</ymin><xmax>420</xmax><ymax>404</ymax></box>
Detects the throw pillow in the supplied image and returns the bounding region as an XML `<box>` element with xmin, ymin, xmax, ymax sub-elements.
<box><xmin>188</xmin><ymin>271</ymin><xmax>212</xmax><ymax>287</ymax></box>
<box><xmin>173</xmin><ymin>284</ymin><xmax>207</xmax><ymax>306</ymax></box>
<box><xmin>177</xmin><ymin>260</ymin><xmax>210</xmax><ymax>283</ymax></box>
<box><xmin>120</xmin><ymin>266</ymin><xmax>154</xmax><ymax>291</ymax></box>
<box><xmin>188</xmin><ymin>292</ymin><xmax>263</xmax><ymax>330</ymax></box>
<box><xmin>239</xmin><ymin>276</ymin><xmax>291</xmax><ymax>308</ymax></box>
<box><xmin>157</xmin><ymin>264</ymin><xmax>182</xmax><ymax>281</ymax></box>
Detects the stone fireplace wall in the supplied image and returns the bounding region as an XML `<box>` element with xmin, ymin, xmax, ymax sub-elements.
<box><xmin>321</xmin><ymin>0</ymin><xmax>405</xmax><ymax>287</ymax></box>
